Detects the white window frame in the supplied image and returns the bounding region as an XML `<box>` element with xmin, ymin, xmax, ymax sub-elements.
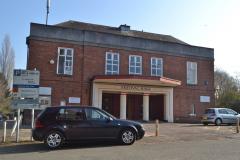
<box><xmin>151</xmin><ymin>57</ymin><xmax>163</xmax><ymax>76</ymax></box>
<box><xmin>129</xmin><ymin>55</ymin><xmax>142</xmax><ymax>75</ymax></box>
<box><xmin>57</xmin><ymin>47</ymin><xmax>74</xmax><ymax>75</ymax></box>
<box><xmin>187</xmin><ymin>61</ymin><xmax>197</xmax><ymax>85</ymax></box>
<box><xmin>105</xmin><ymin>52</ymin><xmax>119</xmax><ymax>75</ymax></box>
<box><xmin>189</xmin><ymin>104</ymin><xmax>196</xmax><ymax>116</ymax></box>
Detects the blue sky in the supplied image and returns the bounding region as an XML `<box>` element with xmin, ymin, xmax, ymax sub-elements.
<box><xmin>1</xmin><ymin>0</ymin><xmax>240</xmax><ymax>76</ymax></box>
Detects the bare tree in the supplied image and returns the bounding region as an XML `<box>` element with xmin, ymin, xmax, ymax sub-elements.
<box><xmin>215</xmin><ymin>69</ymin><xmax>240</xmax><ymax>111</ymax></box>
<box><xmin>0</xmin><ymin>35</ymin><xmax>15</xmax><ymax>88</ymax></box>
<box><xmin>0</xmin><ymin>73</ymin><xmax>10</xmax><ymax>114</ymax></box>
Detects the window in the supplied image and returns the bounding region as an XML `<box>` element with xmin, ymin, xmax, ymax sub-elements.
<box><xmin>151</xmin><ymin>57</ymin><xmax>163</xmax><ymax>76</ymax></box>
<box><xmin>58</xmin><ymin>108</ymin><xmax>85</xmax><ymax>121</ymax></box>
<box><xmin>57</xmin><ymin>48</ymin><xmax>74</xmax><ymax>75</ymax></box>
<box><xmin>105</xmin><ymin>52</ymin><xmax>119</xmax><ymax>75</ymax></box>
<box><xmin>205</xmin><ymin>109</ymin><xmax>215</xmax><ymax>114</ymax></box>
<box><xmin>189</xmin><ymin>104</ymin><xmax>196</xmax><ymax>116</ymax></box>
<box><xmin>39</xmin><ymin>96</ymin><xmax>51</xmax><ymax>108</ymax></box>
<box><xmin>129</xmin><ymin>55</ymin><xmax>142</xmax><ymax>75</ymax></box>
<box><xmin>85</xmin><ymin>108</ymin><xmax>109</xmax><ymax>121</ymax></box>
<box><xmin>218</xmin><ymin>109</ymin><xmax>228</xmax><ymax>114</ymax></box>
<box><xmin>187</xmin><ymin>61</ymin><xmax>197</xmax><ymax>84</ymax></box>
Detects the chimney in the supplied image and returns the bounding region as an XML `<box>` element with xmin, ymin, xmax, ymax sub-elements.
<box><xmin>119</xmin><ymin>24</ymin><xmax>130</xmax><ymax>31</ymax></box>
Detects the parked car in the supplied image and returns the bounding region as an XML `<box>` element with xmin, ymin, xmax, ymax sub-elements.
<box><xmin>0</xmin><ymin>114</ymin><xmax>3</xmax><ymax>122</ymax></box>
<box><xmin>32</xmin><ymin>106</ymin><xmax>145</xmax><ymax>149</ymax></box>
<box><xmin>202</xmin><ymin>108</ymin><xmax>240</xmax><ymax>126</ymax></box>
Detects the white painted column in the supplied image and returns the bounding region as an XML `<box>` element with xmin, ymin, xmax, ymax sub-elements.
<box><xmin>98</xmin><ymin>90</ymin><xmax>103</xmax><ymax>109</ymax></box>
<box><xmin>120</xmin><ymin>93</ymin><xmax>127</xmax><ymax>119</ymax></box>
<box><xmin>164</xmin><ymin>94</ymin><xmax>167</xmax><ymax>121</ymax></box>
<box><xmin>143</xmin><ymin>94</ymin><xmax>149</xmax><ymax>121</ymax></box>
<box><xmin>165</xmin><ymin>94</ymin><xmax>169</xmax><ymax>122</ymax></box>
<box><xmin>169</xmin><ymin>88</ymin><xmax>174</xmax><ymax>122</ymax></box>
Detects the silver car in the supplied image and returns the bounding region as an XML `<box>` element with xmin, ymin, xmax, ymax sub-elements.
<box><xmin>202</xmin><ymin>108</ymin><xmax>240</xmax><ymax>126</ymax></box>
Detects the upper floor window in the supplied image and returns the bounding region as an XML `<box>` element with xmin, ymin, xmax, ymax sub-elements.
<box><xmin>129</xmin><ymin>55</ymin><xmax>142</xmax><ymax>75</ymax></box>
<box><xmin>151</xmin><ymin>57</ymin><xmax>163</xmax><ymax>76</ymax></box>
<box><xmin>105</xmin><ymin>52</ymin><xmax>119</xmax><ymax>75</ymax></box>
<box><xmin>187</xmin><ymin>61</ymin><xmax>197</xmax><ymax>85</ymax></box>
<box><xmin>57</xmin><ymin>47</ymin><xmax>74</xmax><ymax>75</ymax></box>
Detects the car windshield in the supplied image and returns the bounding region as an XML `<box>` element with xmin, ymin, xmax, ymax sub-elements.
<box><xmin>100</xmin><ymin>109</ymin><xmax>116</xmax><ymax>119</ymax></box>
<box><xmin>205</xmin><ymin>109</ymin><xmax>215</xmax><ymax>114</ymax></box>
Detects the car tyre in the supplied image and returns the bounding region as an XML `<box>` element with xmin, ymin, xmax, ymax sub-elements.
<box><xmin>120</xmin><ymin>129</ymin><xmax>136</xmax><ymax>145</ymax></box>
<box><xmin>215</xmin><ymin>118</ymin><xmax>222</xmax><ymax>126</ymax></box>
<box><xmin>44</xmin><ymin>131</ymin><xmax>64</xmax><ymax>149</ymax></box>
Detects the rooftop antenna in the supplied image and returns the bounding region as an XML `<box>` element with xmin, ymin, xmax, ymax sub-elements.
<box><xmin>46</xmin><ymin>0</ymin><xmax>50</xmax><ymax>25</ymax></box>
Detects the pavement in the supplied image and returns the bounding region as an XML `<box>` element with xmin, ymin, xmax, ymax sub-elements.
<box><xmin>1</xmin><ymin>123</ymin><xmax>240</xmax><ymax>160</ymax></box>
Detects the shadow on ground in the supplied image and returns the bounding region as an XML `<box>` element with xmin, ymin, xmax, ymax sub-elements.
<box><xmin>0</xmin><ymin>141</ymin><xmax>120</xmax><ymax>154</ymax></box>
<box><xmin>181</xmin><ymin>124</ymin><xmax>234</xmax><ymax>127</ymax></box>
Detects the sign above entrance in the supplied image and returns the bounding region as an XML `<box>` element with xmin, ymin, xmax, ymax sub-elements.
<box><xmin>120</xmin><ymin>85</ymin><xmax>151</xmax><ymax>92</ymax></box>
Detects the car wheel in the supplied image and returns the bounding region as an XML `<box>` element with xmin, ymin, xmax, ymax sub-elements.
<box><xmin>120</xmin><ymin>129</ymin><xmax>136</xmax><ymax>145</ymax></box>
<box><xmin>215</xmin><ymin>118</ymin><xmax>222</xmax><ymax>126</ymax></box>
<box><xmin>44</xmin><ymin>131</ymin><xmax>64</xmax><ymax>149</ymax></box>
<box><xmin>203</xmin><ymin>122</ymin><xmax>208</xmax><ymax>126</ymax></box>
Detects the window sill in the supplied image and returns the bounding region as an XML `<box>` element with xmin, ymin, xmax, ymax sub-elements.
<box><xmin>129</xmin><ymin>73</ymin><xmax>142</xmax><ymax>75</ymax></box>
<box><xmin>187</xmin><ymin>83</ymin><xmax>198</xmax><ymax>86</ymax></box>
<box><xmin>56</xmin><ymin>74</ymin><xmax>73</xmax><ymax>77</ymax></box>
<box><xmin>189</xmin><ymin>113</ymin><xmax>196</xmax><ymax>117</ymax></box>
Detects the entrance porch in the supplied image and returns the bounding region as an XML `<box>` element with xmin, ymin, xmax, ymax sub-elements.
<box><xmin>92</xmin><ymin>75</ymin><xmax>181</xmax><ymax>122</ymax></box>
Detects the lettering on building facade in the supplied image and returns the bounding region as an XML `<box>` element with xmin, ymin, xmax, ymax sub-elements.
<box><xmin>120</xmin><ymin>85</ymin><xmax>151</xmax><ymax>92</ymax></box>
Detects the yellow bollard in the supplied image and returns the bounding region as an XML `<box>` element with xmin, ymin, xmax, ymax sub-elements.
<box><xmin>155</xmin><ymin>119</ymin><xmax>159</xmax><ymax>136</ymax></box>
<box><xmin>236</xmin><ymin>118</ymin><xmax>239</xmax><ymax>133</ymax></box>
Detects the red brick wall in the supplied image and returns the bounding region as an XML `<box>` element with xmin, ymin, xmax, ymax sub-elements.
<box><xmin>27</xmin><ymin>39</ymin><xmax>84</xmax><ymax>106</ymax></box>
<box><xmin>27</xmin><ymin>39</ymin><xmax>214</xmax><ymax>122</ymax></box>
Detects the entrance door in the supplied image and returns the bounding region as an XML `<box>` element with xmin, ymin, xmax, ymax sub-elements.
<box><xmin>149</xmin><ymin>95</ymin><xmax>164</xmax><ymax>121</ymax></box>
<box><xmin>102</xmin><ymin>93</ymin><xmax>120</xmax><ymax>118</ymax></box>
<box><xmin>127</xmin><ymin>94</ymin><xmax>143</xmax><ymax>120</ymax></box>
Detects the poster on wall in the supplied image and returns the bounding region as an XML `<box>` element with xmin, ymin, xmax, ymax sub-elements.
<box><xmin>200</xmin><ymin>96</ymin><xmax>210</xmax><ymax>103</ymax></box>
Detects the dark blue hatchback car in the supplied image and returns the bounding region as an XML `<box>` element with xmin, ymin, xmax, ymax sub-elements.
<box><xmin>32</xmin><ymin>106</ymin><xmax>145</xmax><ymax>149</ymax></box>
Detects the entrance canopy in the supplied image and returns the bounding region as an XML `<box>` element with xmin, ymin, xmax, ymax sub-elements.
<box><xmin>93</xmin><ymin>75</ymin><xmax>181</xmax><ymax>87</ymax></box>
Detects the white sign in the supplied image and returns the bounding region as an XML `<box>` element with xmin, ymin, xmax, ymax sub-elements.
<box><xmin>69</xmin><ymin>97</ymin><xmax>80</xmax><ymax>104</ymax></box>
<box><xmin>11</xmin><ymin>99</ymin><xmax>40</xmax><ymax>109</ymax></box>
<box><xmin>12</xmin><ymin>70</ymin><xmax>40</xmax><ymax>109</ymax></box>
<box><xmin>200</xmin><ymin>96</ymin><xmax>210</xmax><ymax>103</ymax></box>
<box><xmin>13</xmin><ymin>70</ymin><xmax>40</xmax><ymax>99</ymax></box>
<box><xmin>14</xmin><ymin>88</ymin><xmax>39</xmax><ymax>99</ymax></box>
<box><xmin>39</xmin><ymin>87</ymin><xmax>52</xmax><ymax>95</ymax></box>
<box><xmin>13</xmin><ymin>70</ymin><xmax>40</xmax><ymax>85</ymax></box>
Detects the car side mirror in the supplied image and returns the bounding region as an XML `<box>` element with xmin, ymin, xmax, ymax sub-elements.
<box><xmin>106</xmin><ymin>117</ymin><xmax>113</xmax><ymax>123</ymax></box>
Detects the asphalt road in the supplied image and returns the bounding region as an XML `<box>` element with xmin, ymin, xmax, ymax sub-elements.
<box><xmin>1</xmin><ymin>137</ymin><xmax>240</xmax><ymax>160</ymax></box>
<box><xmin>1</xmin><ymin>123</ymin><xmax>240</xmax><ymax>160</ymax></box>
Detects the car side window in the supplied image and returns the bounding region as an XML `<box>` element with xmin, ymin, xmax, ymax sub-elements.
<box><xmin>58</xmin><ymin>108</ymin><xmax>86</xmax><ymax>121</ymax></box>
<box><xmin>218</xmin><ymin>109</ymin><xmax>228</xmax><ymax>114</ymax></box>
<box><xmin>85</xmin><ymin>108</ymin><xmax>108</xmax><ymax>121</ymax></box>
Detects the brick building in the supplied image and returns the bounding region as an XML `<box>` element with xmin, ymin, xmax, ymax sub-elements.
<box><xmin>26</xmin><ymin>21</ymin><xmax>214</xmax><ymax>122</ymax></box>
